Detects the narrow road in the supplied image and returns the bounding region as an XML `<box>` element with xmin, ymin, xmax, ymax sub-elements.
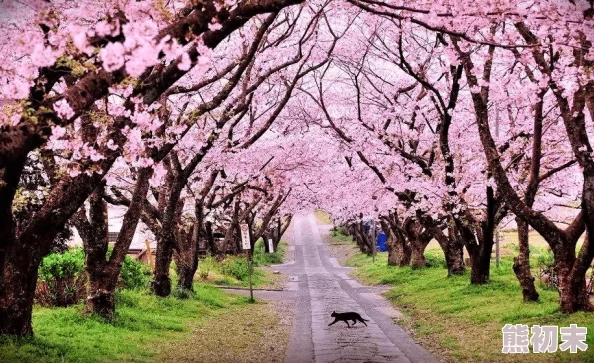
<box><xmin>275</xmin><ymin>214</ymin><xmax>438</xmax><ymax>363</ymax></box>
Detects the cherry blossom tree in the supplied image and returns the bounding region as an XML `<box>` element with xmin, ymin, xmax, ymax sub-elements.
<box><xmin>2</xmin><ymin>0</ymin><xmax>594</xmax><ymax>338</ymax></box>
<box><xmin>0</xmin><ymin>0</ymin><xmax>306</xmax><ymax>337</ymax></box>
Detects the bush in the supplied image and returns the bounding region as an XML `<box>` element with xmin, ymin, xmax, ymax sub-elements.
<box><xmin>37</xmin><ymin>247</ymin><xmax>85</xmax><ymax>307</ymax></box>
<box><xmin>38</xmin><ymin>247</ymin><xmax>85</xmax><ymax>281</ymax></box>
<box><xmin>424</xmin><ymin>249</ymin><xmax>447</xmax><ymax>268</ymax></box>
<box><xmin>220</xmin><ymin>256</ymin><xmax>249</xmax><ymax>281</ymax></box>
<box><xmin>253</xmin><ymin>239</ymin><xmax>285</xmax><ymax>266</ymax></box>
<box><xmin>120</xmin><ymin>255</ymin><xmax>152</xmax><ymax>290</ymax></box>
<box><xmin>36</xmin><ymin>247</ymin><xmax>152</xmax><ymax>307</ymax></box>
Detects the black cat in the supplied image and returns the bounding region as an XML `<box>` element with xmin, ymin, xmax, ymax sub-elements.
<box><xmin>328</xmin><ymin>311</ymin><xmax>369</xmax><ymax>328</ymax></box>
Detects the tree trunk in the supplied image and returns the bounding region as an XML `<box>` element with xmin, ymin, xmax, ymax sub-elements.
<box><xmin>444</xmin><ymin>240</ymin><xmax>466</xmax><ymax>275</ymax></box>
<box><xmin>263</xmin><ymin>232</ymin><xmax>271</xmax><ymax>253</ymax></box>
<box><xmin>153</xmin><ymin>229</ymin><xmax>175</xmax><ymax>297</ymax></box>
<box><xmin>205</xmin><ymin>221</ymin><xmax>216</xmax><ymax>255</ymax></box>
<box><xmin>426</xmin><ymin>220</ymin><xmax>465</xmax><ymax>275</ymax></box>
<box><xmin>513</xmin><ymin>219</ymin><xmax>539</xmax><ymax>301</ymax></box>
<box><xmin>555</xmin><ymin>249</ymin><xmax>594</xmax><ymax>313</ymax></box>
<box><xmin>152</xmin><ymin>176</ymin><xmax>185</xmax><ymax>297</ymax></box>
<box><xmin>173</xmin><ymin>224</ymin><xmax>199</xmax><ymax>292</ymax></box>
<box><xmin>353</xmin><ymin>222</ymin><xmax>372</xmax><ymax>254</ymax></box>
<box><xmin>409</xmin><ymin>239</ymin><xmax>428</xmax><ymax>268</ymax></box>
<box><xmin>177</xmin><ymin>265</ymin><xmax>196</xmax><ymax>291</ymax></box>
<box><xmin>0</xmin><ymin>254</ymin><xmax>39</xmax><ymax>336</ymax></box>
<box><xmin>470</xmin><ymin>226</ymin><xmax>494</xmax><ymax>285</ymax></box>
<box><xmin>79</xmin><ymin>185</ymin><xmax>117</xmax><ymax>318</ymax></box>
<box><xmin>469</xmin><ymin>185</ymin><xmax>496</xmax><ymax>284</ymax></box>
<box><xmin>557</xmin><ymin>263</ymin><xmax>593</xmax><ymax>313</ymax></box>
<box><xmin>385</xmin><ymin>229</ymin><xmax>410</xmax><ymax>266</ymax></box>
<box><xmin>76</xmin><ymin>169</ymin><xmax>151</xmax><ymax>318</ymax></box>
<box><xmin>1</xmin><ymin>173</ymin><xmax>106</xmax><ymax>336</ymax></box>
<box><xmin>86</xmin><ymin>272</ymin><xmax>117</xmax><ymax>318</ymax></box>
<box><xmin>470</xmin><ymin>249</ymin><xmax>491</xmax><ymax>284</ymax></box>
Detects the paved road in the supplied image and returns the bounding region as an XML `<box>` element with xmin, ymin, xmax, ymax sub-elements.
<box><xmin>272</xmin><ymin>214</ymin><xmax>438</xmax><ymax>363</ymax></box>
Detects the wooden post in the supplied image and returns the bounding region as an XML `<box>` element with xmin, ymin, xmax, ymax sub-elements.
<box><xmin>372</xmin><ymin>220</ymin><xmax>376</xmax><ymax>264</ymax></box>
<box><xmin>248</xmin><ymin>249</ymin><xmax>254</xmax><ymax>302</ymax></box>
<box><xmin>145</xmin><ymin>240</ymin><xmax>154</xmax><ymax>270</ymax></box>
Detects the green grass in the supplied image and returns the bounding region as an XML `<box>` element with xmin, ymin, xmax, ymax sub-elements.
<box><xmin>328</xmin><ymin>227</ymin><xmax>353</xmax><ymax>245</ymax></box>
<box><xmin>197</xmin><ymin>241</ymin><xmax>287</xmax><ymax>289</ymax></box>
<box><xmin>253</xmin><ymin>239</ymin><xmax>286</xmax><ymax>266</ymax></box>
<box><xmin>156</xmin><ymin>299</ymin><xmax>291</xmax><ymax>362</ymax></box>
<box><xmin>336</xmin><ymin>233</ymin><xmax>594</xmax><ymax>362</ymax></box>
<box><xmin>0</xmin><ymin>284</ymin><xmax>250</xmax><ymax>363</ymax></box>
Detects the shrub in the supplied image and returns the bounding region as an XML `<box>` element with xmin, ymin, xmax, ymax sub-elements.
<box><xmin>36</xmin><ymin>247</ymin><xmax>86</xmax><ymax>307</ymax></box>
<box><xmin>424</xmin><ymin>250</ymin><xmax>447</xmax><ymax>268</ymax></box>
<box><xmin>220</xmin><ymin>256</ymin><xmax>249</xmax><ymax>281</ymax></box>
<box><xmin>253</xmin><ymin>239</ymin><xmax>285</xmax><ymax>266</ymax></box>
<box><xmin>36</xmin><ymin>247</ymin><xmax>152</xmax><ymax>307</ymax></box>
<box><xmin>120</xmin><ymin>255</ymin><xmax>152</xmax><ymax>290</ymax></box>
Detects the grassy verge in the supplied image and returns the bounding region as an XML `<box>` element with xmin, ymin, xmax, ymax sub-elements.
<box><xmin>157</xmin><ymin>299</ymin><xmax>293</xmax><ymax>362</ymax></box>
<box><xmin>314</xmin><ymin>209</ymin><xmax>332</xmax><ymax>224</ymax></box>
<box><xmin>196</xmin><ymin>240</ymin><xmax>287</xmax><ymax>289</ymax></box>
<box><xmin>0</xmin><ymin>284</ymin><xmax>251</xmax><ymax>363</ymax></box>
<box><xmin>329</xmin><ymin>232</ymin><xmax>594</xmax><ymax>362</ymax></box>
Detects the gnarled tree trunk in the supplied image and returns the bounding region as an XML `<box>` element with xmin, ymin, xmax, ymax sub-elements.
<box><xmin>352</xmin><ymin>221</ymin><xmax>373</xmax><ymax>254</ymax></box>
<box><xmin>153</xmin><ymin>230</ymin><xmax>176</xmax><ymax>297</ymax></box>
<box><xmin>388</xmin><ymin>233</ymin><xmax>411</xmax><ymax>266</ymax></box>
<box><xmin>152</xmin><ymin>174</ymin><xmax>185</xmax><ymax>297</ymax></box>
<box><xmin>409</xmin><ymin>240</ymin><xmax>428</xmax><ymax>268</ymax></box>
<box><xmin>556</xmin><ymin>252</ymin><xmax>593</xmax><ymax>313</ymax></box>
<box><xmin>75</xmin><ymin>168</ymin><xmax>152</xmax><ymax>318</ymax></box>
<box><xmin>469</xmin><ymin>185</ymin><xmax>496</xmax><ymax>285</ymax></box>
<box><xmin>79</xmin><ymin>185</ymin><xmax>115</xmax><ymax>318</ymax></box>
<box><xmin>381</xmin><ymin>218</ymin><xmax>410</xmax><ymax>267</ymax></box>
<box><xmin>0</xmin><ymin>249</ymin><xmax>40</xmax><ymax>336</ymax></box>
<box><xmin>86</xmin><ymin>272</ymin><xmax>118</xmax><ymax>318</ymax></box>
<box><xmin>404</xmin><ymin>218</ymin><xmax>434</xmax><ymax>269</ymax></box>
<box><xmin>426</xmin><ymin>219</ymin><xmax>465</xmax><ymax>275</ymax></box>
<box><xmin>513</xmin><ymin>219</ymin><xmax>539</xmax><ymax>301</ymax></box>
<box><xmin>174</xmin><ymin>224</ymin><xmax>199</xmax><ymax>291</ymax></box>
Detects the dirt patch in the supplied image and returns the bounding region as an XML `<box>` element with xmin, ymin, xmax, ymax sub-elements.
<box><xmin>323</xmin><ymin>233</ymin><xmax>359</xmax><ymax>266</ymax></box>
<box><xmin>259</xmin><ymin>267</ymin><xmax>288</xmax><ymax>290</ymax></box>
<box><xmin>157</xmin><ymin>299</ymin><xmax>295</xmax><ymax>363</ymax></box>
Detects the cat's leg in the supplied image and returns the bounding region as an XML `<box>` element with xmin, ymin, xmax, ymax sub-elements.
<box><xmin>351</xmin><ymin>319</ymin><xmax>357</xmax><ymax>326</ymax></box>
<box><xmin>345</xmin><ymin>320</ymin><xmax>351</xmax><ymax>328</ymax></box>
<box><xmin>328</xmin><ymin>319</ymin><xmax>338</xmax><ymax>326</ymax></box>
<box><xmin>358</xmin><ymin>318</ymin><xmax>367</xmax><ymax>326</ymax></box>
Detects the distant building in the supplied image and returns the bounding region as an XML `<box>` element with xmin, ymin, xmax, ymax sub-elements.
<box><xmin>69</xmin><ymin>205</ymin><xmax>156</xmax><ymax>262</ymax></box>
